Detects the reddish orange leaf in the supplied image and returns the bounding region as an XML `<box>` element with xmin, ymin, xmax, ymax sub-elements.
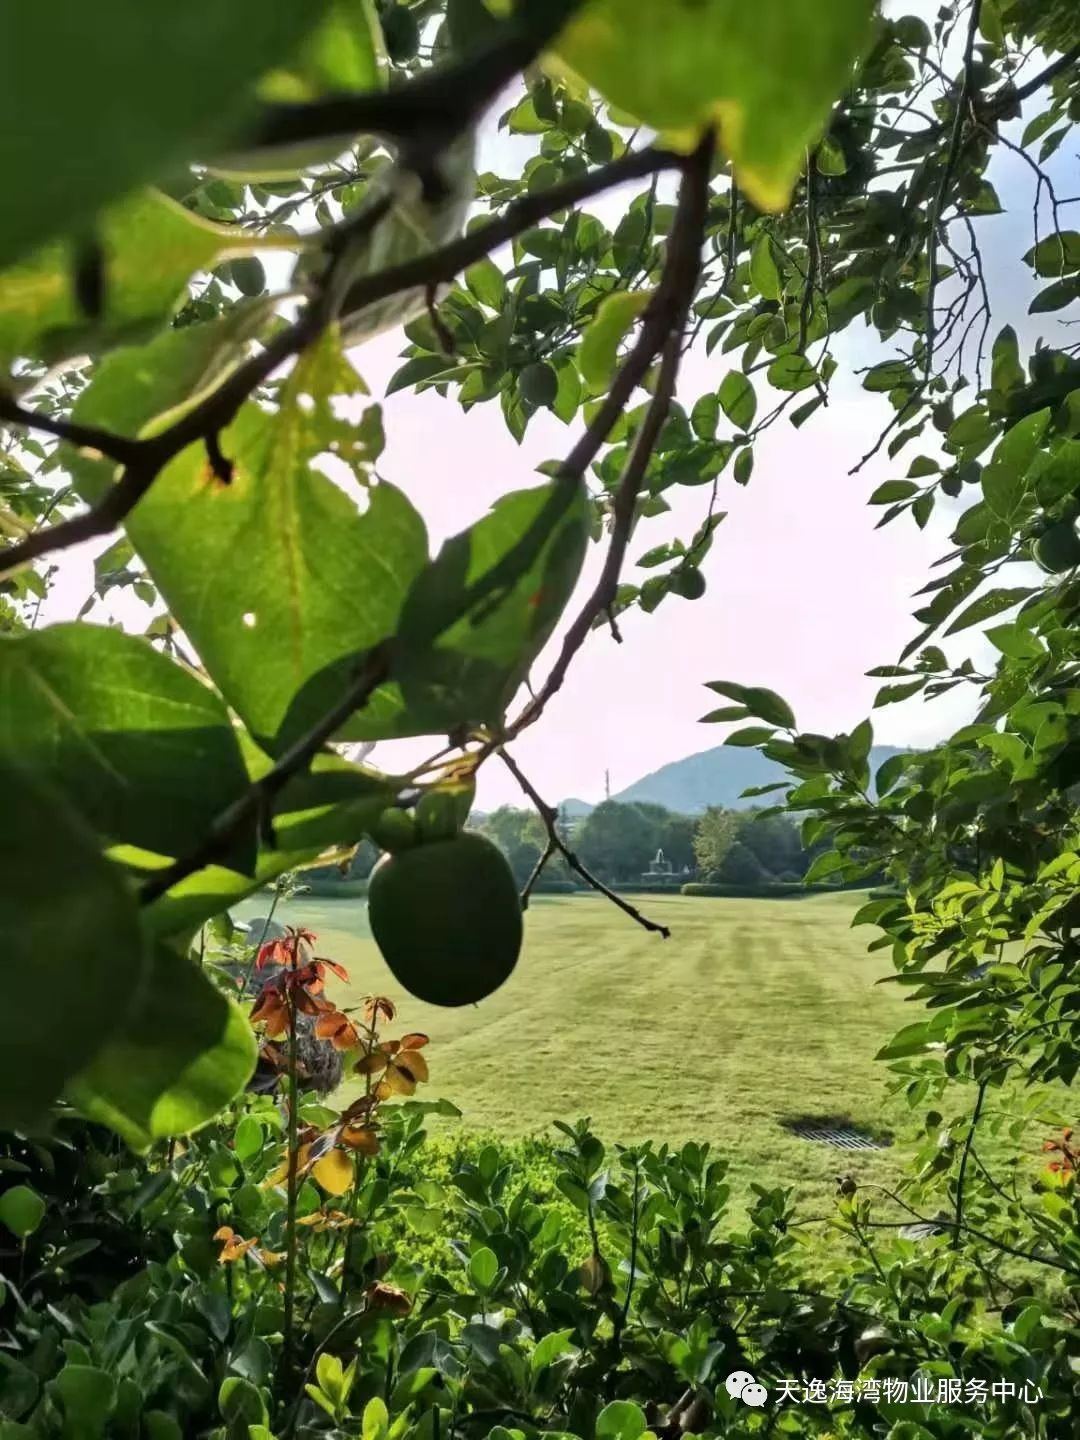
<box><xmin>366</xmin><ymin>1282</ymin><xmax>411</xmax><ymax>1316</ymax></box>
<box><xmin>317</xmin><ymin>957</ymin><xmax>350</xmax><ymax>983</ymax></box>
<box><xmin>399</xmin><ymin>1032</ymin><xmax>430</xmax><ymax>1051</ymax></box>
<box><xmin>341</xmin><ymin>1124</ymin><xmax>380</xmax><ymax>1155</ymax></box>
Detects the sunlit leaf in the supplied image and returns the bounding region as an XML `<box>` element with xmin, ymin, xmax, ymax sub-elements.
<box><xmin>552</xmin><ymin>0</ymin><xmax>876</xmax><ymax>210</ymax></box>
<box><xmin>125</xmin><ymin>331</ymin><xmax>428</xmax><ymax>753</ymax></box>
<box><xmin>578</xmin><ymin>290</ymin><xmax>653</xmax><ymax>394</ymax></box>
<box><xmin>65</xmin><ymin>306</ymin><xmax>275</xmax><ymax>506</ymax></box>
<box><xmin>0</xmin><ymin>190</ymin><xmax>293</xmax><ymax>366</ymax></box>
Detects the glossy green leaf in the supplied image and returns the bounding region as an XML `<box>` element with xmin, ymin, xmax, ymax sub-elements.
<box><xmin>595</xmin><ymin>1400</ymin><xmax>647</xmax><ymax>1440</ymax></box>
<box><xmin>870</xmin><ymin>480</ymin><xmax>918</xmax><ymax>504</ymax></box>
<box><xmin>142</xmin><ymin>850</ymin><xmax>317</xmax><ymax>941</ymax></box>
<box><xmin>290</xmin><ymin>0</ymin><xmax>384</xmax><ymax>94</ymax></box>
<box><xmin>0</xmin><ymin>1186</ymin><xmax>46</xmax><ymax>1240</ymax></box>
<box><xmin>554</xmin><ymin>0</ymin><xmax>876</xmax><ymax>210</ymax></box>
<box><xmin>691</xmin><ymin>393</ymin><xmax>720</xmax><ymax>440</ymax></box>
<box><xmin>863</xmin><ymin>360</ymin><xmax>917</xmax><ymax>393</ymax></box>
<box><xmin>50</xmin><ymin>1367</ymin><xmax>116</xmax><ymax>1436</ymax></box>
<box><xmin>125</xmin><ymin>332</ymin><xmax>426</xmax><ymax>753</ymax></box>
<box><xmin>468</xmin><ymin>1246</ymin><xmax>499</xmax><ymax>1291</ymax></box>
<box><xmin>67</xmin><ymin>944</ymin><xmax>257</xmax><ymax>1151</ymax></box>
<box><xmin>718</xmin><ymin>371</ymin><xmax>757</xmax><ymax>430</ymax></box>
<box><xmin>749</xmin><ymin>232</ymin><xmax>781</xmax><ymax>300</ymax></box>
<box><xmin>725</xmin><ymin>725</ymin><xmax>776</xmax><ymax>746</ymax></box>
<box><xmin>0</xmin><ymin>625</ymin><xmax>253</xmax><ymax>862</ymax></box>
<box><xmin>1024</xmin><ymin>232</ymin><xmax>1080</xmax><ymax>278</ymax></box>
<box><xmin>0</xmin><ymin>190</ymin><xmax>289</xmax><ymax>367</ymax></box>
<box><xmin>767</xmin><ymin>353</ymin><xmax>817</xmax><ymax>392</ymax></box>
<box><xmin>731</xmin><ymin>685</ymin><xmax>796</xmax><ymax>727</ymax></box>
<box><xmin>465</xmin><ymin>257</ymin><xmax>508</xmax><ymax>310</ymax></box>
<box><xmin>358</xmin><ymin>479</ymin><xmax>591</xmax><ymax>739</ymax></box>
<box><xmin>578</xmin><ymin>290</ymin><xmax>653</xmax><ymax>394</ymax></box>
<box><xmin>1030</xmin><ymin>274</ymin><xmax>1080</xmax><ymax>315</ymax></box>
<box><xmin>0</xmin><ymin>763</ymin><xmax>146</xmax><ymax>1128</ymax></box>
<box><xmin>0</xmin><ymin>1</ymin><xmax>327</xmax><ymax>267</ymax></box>
<box><xmin>944</xmin><ymin>587</ymin><xmax>1036</xmax><ymax>636</ymax></box>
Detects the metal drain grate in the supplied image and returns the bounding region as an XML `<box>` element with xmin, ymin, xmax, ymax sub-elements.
<box><xmin>783</xmin><ymin>1118</ymin><xmax>891</xmax><ymax>1151</ymax></box>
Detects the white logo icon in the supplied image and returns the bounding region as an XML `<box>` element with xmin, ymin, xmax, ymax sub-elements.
<box><xmin>726</xmin><ymin>1371</ymin><xmax>769</xmax><ymax>1408</ymax></box>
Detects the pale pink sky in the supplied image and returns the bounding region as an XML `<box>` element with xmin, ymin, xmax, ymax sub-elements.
<box><xmin>43</xmin><ymin>23</ymin><xmax>1070</xmax><ymax>811</ymax></box>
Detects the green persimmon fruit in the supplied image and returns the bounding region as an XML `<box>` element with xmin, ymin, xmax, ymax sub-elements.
<box><xmin>368</xmin><ymin>833</ymin><xmax>522</xmax><ymax>1006</ymax></box>
<box><xmin>1033</xmin><ymin>520</ymin><xmax>1080</xmax><ymax>574</ymax></box>
<box><xmin>519</xmin><ymin>361</ymin><xmax>559</xmax><ymax>409</ymax></box>
<box><xmin>671</xmin><ymin>567</ymin><xmax>706</xmax><ymax>600</ymax></box>
<box><xmin>230</xmin><ymin>257</ymin><xmax>266</xmax><ymax>296</ymax></box>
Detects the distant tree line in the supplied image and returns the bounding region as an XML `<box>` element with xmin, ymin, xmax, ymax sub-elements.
<box><xmin>300</xmin><ymin>800</ymin><xmax>836</xmax><ymax>893</ymax></box>
<box><xmin>475</xmin><ymin>800</ymin><xmax>825</xmax><ymax>889</ymax></box>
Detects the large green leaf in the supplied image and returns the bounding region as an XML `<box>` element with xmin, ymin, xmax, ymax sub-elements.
<box><xmin>0</xmin><ymin>191</ymin><xmax>291</xmax><ymax>368</ymax></box>
<box><xmin>0</xmin><ymin>763</ymin><xmax>146</xmax><ymax>1129</ymax></box>
<box><xmin>125</xmin><ymin>333</ymin><xmax>428</xmax><ymax>753</ymax></box>
<box><xmin>550</xmin><ymin>0</ymin><xmax>877</xmax><ymax>210</ymax></box>
<box><xmin>65</xmin><ymin>306</ymin><xmax>275</xmax><ymax>505</ymax></box>
<box><xmin>578</xmin><ymin>290</ymin><xmax>653</xmax><ymax>395</ymax></box>
<box><xmin>66</xmin><ymin>943</ymin><xmax>257</xmax><ymax>1151</ymax></box>
<box><xmin>391</xmin><ymin>479</ymin><xmax>590</xmax><ymax>732</ymax></box>
<box><xmin>280</xmin><ymin>479</ymin><xmax>590</xmax><ymax>744</ymax></box>
<box><xmin>0</xmin><ymin>624</ymin><xmax>253</xmax><ymax>863</ymax></box>
<box><xmin>141</xmin><ymin>852</ymin><xmax>317</xmax><ymax>942</ymax></box>
<box><xmin>0</xmin><ymin>1</ymin><xmax>328</xmax><ymax>268</ymax></box>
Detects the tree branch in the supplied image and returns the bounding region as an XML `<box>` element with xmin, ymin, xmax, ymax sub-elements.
<box><xmin>509</xmin><ymin>134</ymin><xmax>714</xmax><ymax>737</ymax></box>
<box><xmin>499</xmin><ymin>748</ymin><xmax>671</xmax><ymax>939</ymax></box>
<box><xmin>140</xmin><ymin>645</ymin><xmax>391</xmax><ymax>905</ymax></box>
<box><xmin>1000</xmin><ymin>42</ymin><xmax>1080</xmax><ymax>112</ymax></box>
<box><xmin>924</xmin><ymin>0</ymin><xmax>983</xmax><ymax>377</ymax></box>
<box><xmin>0</xmin><ymin>395</ymin><xmax>142</xmax><ymax>464</ymax></box>
<box><xmin>132</xmin><ymin>141</ymin><xmax>704</xmax><ymax>911</ymax></box>
<box><xmin>0</xmin><ymin>146</ymin><xmax>680</xmax><ymax>582</ymax></box>
<box><xmin>243</xmin><ymin>0</ymin><xmax>586</xmax><ymax>161</ymax></box>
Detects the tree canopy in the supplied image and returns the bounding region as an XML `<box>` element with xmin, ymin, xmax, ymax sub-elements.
<box><xmin>3</xmin><ymin>0</ymin><xmax>1080</xmax><ymax>1431</ymax></box>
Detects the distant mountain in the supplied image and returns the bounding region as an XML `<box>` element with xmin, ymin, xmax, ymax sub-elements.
<box><xmin>613</xmin><ymin>743</ymin><xmax>907</xmax><ymax>815</ymax></box>
<box><xmin>559</xmin><ymin>797</ymin><xmax>594</xmax><ymax>819</ymax></box>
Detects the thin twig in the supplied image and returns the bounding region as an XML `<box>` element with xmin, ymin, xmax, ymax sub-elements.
<box><xmin>520</xmin><ymin>837</ymin><xmax>556</xmax><ymax>909</ymax></box>
<box><xmin>280</xmin><ymin>951</ymin><xmax>301</xmax><ymax>1414</ymax></box>
<box><xmin>1003</xmin><ymin>42</ymin><xmax>1080</xmax><ymax>111</ymax></box>
<box><xmin>498</xmin><ymin>748</ymin><xmax>671</xmax><ymax>939</ymax></box>
<box><xmin>952</xmin><ymin>1076</ymin><xmax>988</xmax><ymax>1249</ymax></box>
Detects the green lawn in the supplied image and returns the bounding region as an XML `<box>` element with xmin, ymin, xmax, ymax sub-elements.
<box><xmin>233</xmin><ymin>890</ymin><xmax>928</xmax><ymax>1211</ymax></box>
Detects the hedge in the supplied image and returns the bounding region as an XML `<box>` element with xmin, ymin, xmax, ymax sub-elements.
<box><xmin>681</xmin><ymin>881</ymin><xmax>859</xmax><ymax>899</ymax></box>
<box><xmin>301</xmin><ymin>878</ymin><xmax>370</xmax><ymax>898</ymax></box>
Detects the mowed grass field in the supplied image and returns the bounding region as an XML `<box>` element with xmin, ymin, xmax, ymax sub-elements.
<box><xmin>233</xmin><ymin>890</ymin><xmax>932</xmax><ymax>1211</ymax></box>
